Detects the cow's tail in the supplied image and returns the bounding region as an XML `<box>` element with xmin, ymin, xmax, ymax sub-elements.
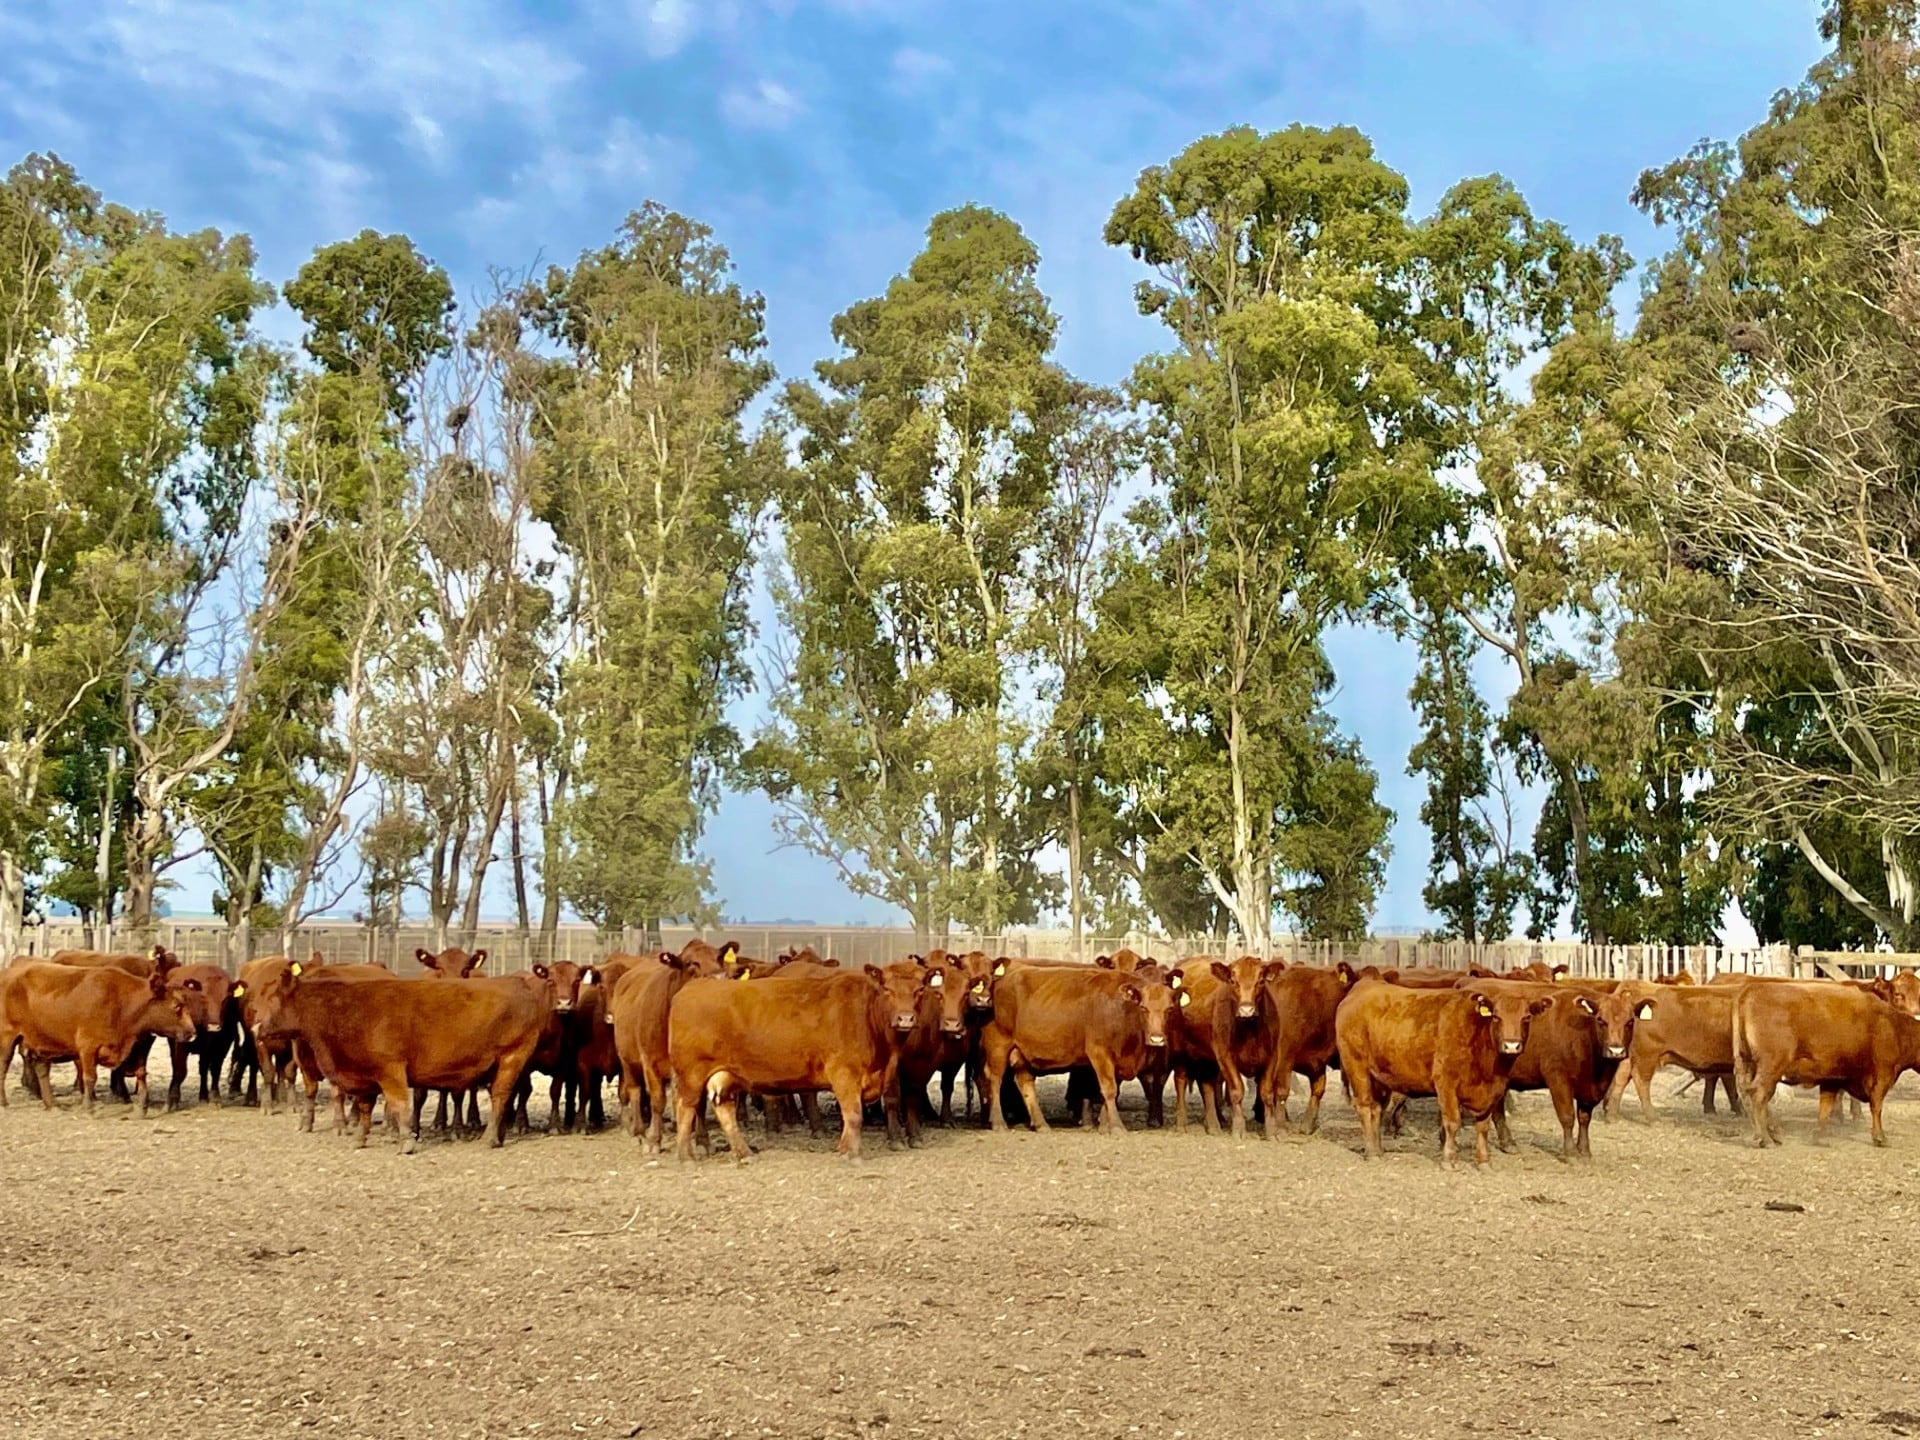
<box><xmin>1730</xmin><ymin>988</ymin><xmax>1754</xmax><ymax>1098</ymax></box>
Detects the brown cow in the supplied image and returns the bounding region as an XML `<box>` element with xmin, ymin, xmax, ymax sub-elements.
<box><xmin>891</xmin><ymin>955</ymin><xmax>968</xmax><ymax>1139</ymax></box>
<box><xmin>114</xmin><ymin>963</ymin><xmax>235</xmax><ymax>1113</ymax></box>
<box><xmin>250</xmin><ymin>961</ymin><xmax>549</xmax><ymax>1152</ymax></box>
<box><xmin>1733</xmin><ymin>982</ymin><xmax>1920</xmax><ymax>1147</ymax></box>
<box><xmin>1605</xmin><ymin>983</ymin><xmax>1742</xmax><ymax>1120</ymax></box>
<box><xmin>0</xmin><ymin>964</ymin><xmax>197</xmax><ymax>1112</ymax></box>
<box><xmin>1478</xmin><ymin>981</ymin><xmax>1642</xmax><ymax>1160</ymax></box>
<box><xmin>1379</xmin><ymin>967</ymin><xmax>1470</xmax><ymax>990</ymax></box>
<box><xmin>1258</xmin><ymin>962</ymin><xmax>1355</xmax><ymax>1136</ymax></box>
<box><xmin>980</xmin><ymin>968</ymin><xmax>1177</xmax><ymax>1135</ymax></box>
<box><xmin>668</xmin><ymin>965</ymin><xmax>929</xmax><ymax>1163</ymax></box>
<box><xmin>1164</xmin><ymin>959</ymin><xmax>1266</xmax><ymax>1138</ymax></box>
<box><xmin>1334</xmin><ymin>979</ymin><xmax>1552</xmax><ymax>1168</ymax></box>
<box><xmin>48</xmin><ymin>945</ymin><xmax>180</xmax><ymax>979</ymax></box>
<box><xmin>1508</xmin><ymin>961</ymin><xmax>1569</xmax><ymax>983</ymax></box>
<box><xmin>611</xmin><ymin>947</ymin><xmax>730</xmax><ymax>1154</ymax></box>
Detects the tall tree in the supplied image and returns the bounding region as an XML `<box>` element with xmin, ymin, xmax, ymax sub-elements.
<box><xmin>1628</xmin><ymin>0</ymin><xmax>1920</xmax><ymax>945</ymax></box>
<box><xmin>749</xmin><ymin>206</ymin><xmax>1075</xmax><ymax>945</ymax></box>
<box><xmin>528</xmin><ymin>204</ymin><xmax>773</xmax><ymax>940</ymax></box>
<box><xmin>1097</xmin><ymin>124</ymin><xmax>1419</xmax><ymax>948</ymax></box>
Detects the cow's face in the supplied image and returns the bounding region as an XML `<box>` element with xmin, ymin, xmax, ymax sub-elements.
<box><xmin>1573</xmin><ymin>991</ymin><xmax>1639</xmax><ymax>1061</ymax></box>
<box><xmin>1467</xmin><ymin>990</ymin><xmax>1552</xmax><ymax>1056</ymax></box>
<box><xmin>918</xmin><ymin>956</ymin><xmax>968</xmax><ymax>1036</ymax></box>
<box><xmin>1877</xmin><ymin>972</ymin><xmax>1920</xmax><ymax>1018</ymax></box>
<box><xmin>1221</xmin><ymin>957</ymin><xmax>1267</xmax><ymax>1021</ymax></box>
<box><xmin>956</xmin><ymin>952</ymin><xmax>1005</xmax><ymax>1015</ymax></box>
<box><xmin>1128</xmin><ymin>981</ymin><xmax>1176</xmax><ymax>1049</ymax></box>
<box><xmin>139</xmin><ymin>972</ymin><xmax>200</xmax><ymax>1045</ymax></box>
<box><xmin>543</xmin><ymin>960</ymin><xmax>585</xmax><ymax>1014</ymax></box>
<box><xmin>867</xmin><ymin>964</ymin><xmax>929</xmax><ymax>1035</ymax></box>
<box><xmin>249</xmin><ymin>961</ymin><xmax>308</xmax><ymax>1043</ymax></box>
<box><xmin>168</xmin><ymin>966</ymin><xmax>232</xmax><ymax>1030</ymax></box>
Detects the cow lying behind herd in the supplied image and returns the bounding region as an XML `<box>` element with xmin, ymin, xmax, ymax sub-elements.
<box><xmin>4</xmin><ymin>941</ymin><xmax>1920</xmax><ymax>1168</ymax></box>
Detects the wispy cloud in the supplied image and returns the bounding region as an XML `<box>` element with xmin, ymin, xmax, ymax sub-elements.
<box><xmin>720</xmin><ymin>78</ymin><xmax>805</xmax><ymax>131</ymax></box>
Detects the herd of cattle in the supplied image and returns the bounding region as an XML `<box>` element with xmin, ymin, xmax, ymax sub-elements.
<box><xmin>4</xmin><ymin>941</ymin><xmax>1920</xmax><ymax>1167</ymax></box>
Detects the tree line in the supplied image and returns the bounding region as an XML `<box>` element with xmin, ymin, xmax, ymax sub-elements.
<box><xmin>3</xmin><ymin>3</ymin><xmax>1915</xmax><ymax>956</ymax></box>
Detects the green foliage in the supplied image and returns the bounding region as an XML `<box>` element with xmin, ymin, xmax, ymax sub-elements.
<box><xmin>529</xmin><ymin>204</ymin><xmax>773</xmax><ymax>932</ymax></box>
<box><xmin>749</xmin><ymin>206</ymin><xmax>1074</xmax><ymax>941</ymax></box>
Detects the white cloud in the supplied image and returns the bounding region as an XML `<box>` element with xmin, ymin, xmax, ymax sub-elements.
<box><xmin>644</xmin><ymin>0</ymin><xmax>697</xmax><ymax>57</ymax></box>
<box><xmin>890</xmin><ymin>46</ymin><xmax>949</xmax><ymax>82</ymax></box>
<box><xmin>463</xmin><ymin>117</ymin><xmax>675</xmax><ymax>245</ymax></box>
<box><xmin>720</xmin><ymin>78</ymin><xmax>804</xmax><ymax>131</ymax></box>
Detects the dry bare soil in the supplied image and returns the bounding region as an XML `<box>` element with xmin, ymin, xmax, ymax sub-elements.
<box><xmin>3</xmin><ymin>1062</ymin><xmax>1919</xmax><ymax>1440</ymax></box>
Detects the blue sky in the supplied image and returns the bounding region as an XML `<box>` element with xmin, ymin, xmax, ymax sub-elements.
<box><xmin>0</xmin><ymin>1</ymin><xmax>1828</xmax><ymax>930</ymax></box>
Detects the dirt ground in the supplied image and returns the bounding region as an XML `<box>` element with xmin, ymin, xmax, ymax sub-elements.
<box><xmin>3</xmin><ymin>1061</ymin><xmax>1919</xmax><ymax>1440</ymax></box>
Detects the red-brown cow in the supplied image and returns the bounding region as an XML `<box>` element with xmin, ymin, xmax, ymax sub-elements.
<box><xmin>892</xmin><ymin>955</ymin><xmax>968</xmax><ymax>1139</ymax></box>
<box><xmin>1733</xmin><ymin>981</ymin><xmax>1920</xmax><ymax>1146</ymax></box>
<box><xmin>610</xmin><ymin>947</ymin><xmax>730</xmax><ymax>1154</ymax></box>
<box><xmin>113</xmin><ymin>963</ymin><xmax>235</xmax><ymax>1113</ymax></box>
<box><xmin>1164</xmin><ymin>959</ymin><xmax>1271</xmax><ymax>1138</ymax></box>
<box><xmin>668</xmin><ymin>965</ymin><xmax>929</xmax><ymax>1163</ymax></box>
<box><xmin>48</xmin><ymin>945</ymin><xmax>180</xmax><ymax>979</ymax></box>
<box><xmin>250</xmin><ymin>961</ymin><xmax>549</xmax><ymax>1152</ymax></box>
<box><xmin>0</xmin><ymin>964</ymin><xmax>197</xmax><ymax>1112</ymax></box>
<box><xmin>979</xmin><ymin>968</ymin><xmax>1177</xmax><ymax>1135</ymax></box>
<box><xmin>1605</xmin><ymin>983</ymin><xmax>1742</xmax><ymax>1120</ymax></box>
<box><xmin>1335</xmin><ymin>979</ymin><xmax>1551</xmax><ymax>1168</ymax></box>
<box><xmin>1476</xmin><ymin>980</ymin><xmax>1642</xmax><ymax>1160</ymax></box>
<box><xmin>1257</xmin><ymin>962</ymin><xmax>1355</xmax><ymax>1136</ymax></box>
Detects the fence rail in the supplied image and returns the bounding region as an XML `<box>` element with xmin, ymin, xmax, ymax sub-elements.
<box><xmin>15</xmin><ymin>917</ymin><xmax>1874</xmax><ymax>983</ymax></box>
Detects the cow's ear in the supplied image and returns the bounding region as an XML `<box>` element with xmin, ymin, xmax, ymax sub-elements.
<box><xmin>655</xmin><ymin>951</ymin><xmax>676</xmax><ymax>966</ymax></box>
<box><xmin>532</xmin><ymin>963</ymin><xmax>550</xmax><ymax>980</ymax></box>
<box><xmin>992</xmin><ymin>958</ymin><xmax>1007</xmax><ymax>977</ymax></box>
<box><xmin>1552</xmin><ymin>964</ymin><xmax>1569</xmax><ymax>978</ymax></box>
<box><xmin>1177</xmin><ymin>990</ymin><xmax>1192</xmax><ymax>1009</ymax></box>
<box><xmin>149</xmin><ymin>972</ymin><xmax>168</xmax><ymax>997</ymax></box>
<box><xmin>1210</xmin><ymin>961</ymin><xmax>1232</xmax><ymax>984</ymax></box>
<box><xmin>1336</xmin><ymin>962</ymin><xmax>1356</xmax><ymax>985</ymax></box>
<box><xmin>1167</xmin><ymin>970</ymin><xmax>1182</xmax><ymax>990</ymax></box>
<box><xmin>823</xmin><ymin>958</ymin><xmax>840</xmax><ymax>967</ymax></box>
<box><xmin>1121</xmin><ymin>985</ymin><xmax>1143</xmax><ymax>1006</ymax></box>
<box><xmin>1575</xmin><ymin>994</ymin><xmax>1598</xmax><ymax>1016</ymax></box>
<box><xmin>581</xmin><ymin>967</ymin><xmax>599</xmax><ymax>986</ymax></box>
<box><xmin>465</xmin><ymin>949</ymin><xmax>488</xmax><ymax>975</ymax></box>
<box><xmin>415</xmin><ymin>948</ymin><xmax>434</xmax><ymax>966</ymax></box>
<box><xmin>1467</xmin><ymin>992</ymin><xmax>1494</xmax><ymax>1019</ymax></box>
<box><xmin>862</xmin><ymin>963</ymin><xmax>886</xmax><ymax>984</ymax></box>
<box><xmin>1635</xmin><ymin>999</ymin><xmax>1655</xmax><ymax>1021</ymax></box>
<box><xmin>1094</xmin><ymin>954</ymin><xmax>1114</xmax><ymax>969</ymax></box>
<box><xmin>182</xmin><ymin>977</ymin><xmax>203</xmax><ymax>991</ymax></box>
<box><xmin>910</xmin><ymin>954</ymin><xmax>926</xmax><ymax>966</ymax></box>
<box><xmin>719</xmin><ymin>941</ymin><xmax>740</xmax><ymax>964</ymax></box>
<box><xmin>231</xmin><ymin>982</ymin><xmax>247</xmax><ymax>999</ymax></box>
<box><xmin>289</xmin><ymin>960</ymin><xmax>305</xmax><ymax>978</ymax></box>
<box><xmin>1529</xmin><ymin>996</ymin><xmax>1554</xmax><ymax>1015</ymax></box>
<box><xmin>1262</xmin><ymin>961</ymin><xmax>1287</xmax><ymax>983</ymax></box>
<box><xmin>925</xmin><ymin>968</ymin><xmax>944</xmax><ymax>989</ymax></box>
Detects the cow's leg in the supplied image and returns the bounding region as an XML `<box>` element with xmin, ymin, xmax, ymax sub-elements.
<box><xmin>1575</xmin><ymin>1102</ymin><xmax>1595</xmax><ymax>1159</ymax></box>
<box><xmin>895</xmin><ymin>1069</ymin><xmax>918</xmax><ymax>1148</ymax></box>
<box><xmin>1603</xmin><ymin>1059</ymin><xmax>1630</xmax><ymax>1120</ymax></box>
<box><xmin>299</xmin><ymin>1064</ymin><xmax>320</xmax><ymax>1133</ymax></box>
<box><xmin>1350</xmin><ymin>1071</ymin><xmax>1382</xmax><ymax>1158</ymax></box>
<box><xmin>799</xmin><ymin>1091</ymin><xmax>824</xmax><ymax>1137</ymax></box>
<box><xmin>1471</xmin><ymin>1114</ymin><xmax>1494</xmax><ymax>1167</ymax></box>
<box><xmin>1303</xmin><ymin>1068</ymin><xmax>1327</xmax><ymax>1135</ymax></box>
<box><xmin>643</xmin><ymin>1064</ymin><xmax>671</xmax><ymax>1155</ymax></box>
<box><xmin>938</xmin><ymin>1063</ymin><xmax>957</xmax><ymax>1126</ymax></box>
<box><xmin>165</xmin><ymin>1039</ymin><xmax>189</xmax><ymax>1111</ymax></box>
<box><xmin>1814</xmin><ymin>1086</ymin><xmax>1838</xmax><ymax>1140</ymax></box>
<box><xmin>1092</xmin><ymin>1055</ymin><xmax>1122</xmax><ymax>1136</ymax></box>
<box><xmin>331</xmin><ymin>1083</ymin><xmax>348</xmax><ymax>1135</ymax></box>
<box><xmin>1869</xmin><ymin>1084</ymin><xmax>1890</xmax><ymax>1147</ymax></box>
<box><xmin>1745</xmin><ymin>1069</ymin><xmax>1775</xmax><ymax>1147</ymax></box>
<box><xmin>711</xmin><ymin>1083</ymin><xmax>752</xmax><ymax>1164</ymax></box>
<box><xmin>983</xmin><ymin>1036</ymin><xmax>1013</xmax><ymax>1132</ymax></box>
<box><xmin>672</xmin><ymin>1070</ymin><xmax>702</xmax><ymax>1161</ymax></box>
<box><xmin>1199</xmin><ymin>1075</ymin><xmax>1219</xmax><ymax>1136</ymax></box>
<box><xmin>1632</xmin><ymin>1052</ymin><xmax>1660</xmax><ymax>1121</ymax></box>
<box><xmin>1436</xmin><ymin>1087</ymin><xmax>1463</xmax><ymax>1169</ymax></box>
<box><xmin>411</xmin><ymin>1086</ymin><xmax>430</xmax><ymax>1147</ymax></box>
<box><xmin>1701</xmin><ymin>1073</ymin><xmax>1718</xmax><ymax>1113</ymax></box>
<box><xmin>1492</xmin><ymin>1093</ymin><xmax>1515</xmax><ymax>1153</ymax></box>
<box><xmin>1170</xmin><ymin>1067</ymin><xmax>1190</xmax><ymax>1132</ymax></box>
<box><xmin>1223</xmin><ymin>1066</ymin><xmax>1247</xmax><ymax>1140</ymax></box>
<box><xmin>1722</xmin><ymin>1073</ymin><xmax>1743</xmax><ymax>1115</ymax></box>
<box><xmin>1384</xmin><ymin>1092</ymin><xmax>1409</xmax><ymax>1137</ymax></box>
<box><xmin>1546</xmin><ymin>1079</ymin><xmax>1576</xmax><ymax>1160</ymax></box>
<box><xmin>78</xmin><ymin>1048</ymin><xmax>99</xmax><ymax>1115</ymax></box>
<box><xmin>1011</xmin><ymin>1058</ymin><xmax>1049</xmax><ymax>1134</ymax></box>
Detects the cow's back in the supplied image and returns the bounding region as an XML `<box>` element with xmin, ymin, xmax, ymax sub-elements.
<box><xmin>670</xmin><ymin>974</ymin><xmax>880</xmax><ymax>1091</ymax></box>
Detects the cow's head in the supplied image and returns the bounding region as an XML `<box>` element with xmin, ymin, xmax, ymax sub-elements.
<box><xmin>139</xmin><ymin>969</ymin><xmax>199</xmax><ymax>1045</ymax></box>
<box><xmin>955</xmin><ymin>951</ymin><xmax>1006</xmax><ymax>1015</ymax></box>
<box><xmin>1572</xmin><ymin>989</ymin><xmax>1640</xmax><ymax>1061</ymax></box>
<box><xmin>416</xmin><ymin>946</ymin><xmax>486</xmax><ymax>978</ymax></box>
<box><xmin>542</xmin><ymin>960</ymin><xmax>585</xmax><ymax>1014</ymax></box>
<box><xmin>867</xmin><ymin>963</ymin><xmax>930</xmax><ymax>1036</ymax></box>
<box><xmin>916</xmin><ymin>954</ymin><xmax>968</xmax><ymax>1036</ymax></box>
<box><xmin>1466</xmin><ymin>989</ymin><xmax>1552</xmax><ymax>1056</ymax></box>
<box><xmin>1873</xmin><ymin>971</ymin><xmax>1920</xmax><ymax>1018</ymax></box>
<box><xmin>1220</xmin><ymin>956</ymin><xmax>1267</xmax><ymax>1021</ymax></box>
<box><xmin>167</xmin><ymin>964</ymin><xmax>232</xmax><ymax>1031</ymax></box>
<box><xmin>150</xmin><ymin>945</ymin><xmax>181</xmax><ymax>979</ymax></box>
<box><xmin>1127</xmin><ymin>979</ymin><xmax>1177</xmax><ymax>1049</ymax></box>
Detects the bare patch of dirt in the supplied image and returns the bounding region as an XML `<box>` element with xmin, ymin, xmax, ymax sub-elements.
<box><xmin>1</xmin><ymin>1061</ymin><xmax>1915</xmax><ymax>1439</ymax></box>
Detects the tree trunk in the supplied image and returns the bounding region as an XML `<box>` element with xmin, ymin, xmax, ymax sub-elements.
<box><xmin>1549</xmin><ymin>756</ymin><xmax>1597</xmax><ymax>942</ymax></box>
<box><xmin>460</xmin><ymin>773</ymin><xmax>511</xmax><ymax>944</ymax></box>
<box><xmin>1067</xmin><ymin>779</ymin><xmax>1085</xmax><ymax>963</ymax></box>
<box><xmin>509</xmin><ymin>772</ymin><xmax>532</xmax><ymax>937</ymax></box>
<box><xmin>90</xmin><ymin>744</ymin><xmax>119</xmax><ymax>949</ymax></box>
<box><xmin>536</xmin><ymin>751</ymin><xmax>568</xmax><ymax>945</ymax></box>
<box><xmin>0</xmin><ymin>852</ymin><xmax>23</xmax><ymax>960</ymax></box>
<box><xmin>123</xmin><ymin>792</ymin><xmax>166</xmax><ymax>937</ymax></box>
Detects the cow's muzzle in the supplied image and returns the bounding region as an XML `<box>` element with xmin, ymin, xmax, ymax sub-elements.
<box><xmin>893</xmin><ymin>1016</ymin><xmax>917</xmax><ymax>1032</ymax></box>
<box><xmin>1499</xmin><ymin>1040</ymin><xmax>1523</xmax><ymax>1055</ymax></box>
<box><xmin>941</xmin><ymin>1021</ymin><xmax>965</xmax><ymax>1036</ymax></box>
<box><xmin>1145</xmin><ymin>1035</ymin><xmax>1167</xmax><ymax>1048</ymax></box>
<box><xmin>1236</xmin><ymin>1004</ymin><xmax>1257</xmax><ymax>1019</ymax></box>
<box><xmin>554</xmin><ymin>1000</ymin><xmax>574</xmax><ymax>1014</ymax></box>
<box><xmin>1602</xmin><ymin>1044</ymin><xmax>1628</xmax><ymax>1060</ymax></box>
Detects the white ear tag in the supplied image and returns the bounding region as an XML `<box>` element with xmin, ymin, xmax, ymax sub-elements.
<box><xmin>929</xmin><ymin>972</ymin><xmax>944</xmax><ymax>988</ymax></box>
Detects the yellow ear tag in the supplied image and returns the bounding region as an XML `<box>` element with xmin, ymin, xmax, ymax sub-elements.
<box><xmin>1476</xmin><ymin>1002</ymin><xmax>1493</xmax><ymax>1018</ymax></box>
<box><xmin>739</xmin><ymin>970</ymin><xmax>751</xmax><ymax>983</ymax></box>
<box><xmin>1169</xmin><ymin>974</ymin><xmax>1182</xmax><ymax>990</ymax></box>
<box><xmin>290</xmin><ymin>962</ymin><xmax>303</xmax><ymax>977</ymax></box>
<box><xmin>232</xmin><ymin>983</ymin><xmax>246</xmax><ymax>998</ymax></box>
<box><xmin>1178</xmin><ymin>992</ymin><xmax>1191</xmax><ymax>1008</ymax></box>
<box><xmin>992</xmin><ymin>962</ymin><xmax>1006</xmax><ymax>976</ymax></box>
